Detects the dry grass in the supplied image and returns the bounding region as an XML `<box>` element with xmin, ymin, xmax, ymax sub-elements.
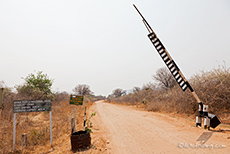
<box><xmin>0</xmin><ymin>97</ymin><xmax>99</xmax><ymax>154</ymax></box>
<box><xmin>109</xmin><ymin>65</ymin><xmax>230</xmax><ymax>124</ymax></box>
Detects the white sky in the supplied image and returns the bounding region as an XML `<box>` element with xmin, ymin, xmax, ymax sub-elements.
<box><xmin>0</xmin><ymin>0</ymin><xmax>230</xmax><ymax>96</ymax></box>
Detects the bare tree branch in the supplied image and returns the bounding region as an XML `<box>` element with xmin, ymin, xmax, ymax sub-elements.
<box><xmin>152</xmin><ymin>67</ymin><xmax>176</xmax><ymax>90</ymax></box>
<box><xmin>112</xmin><ymin>88</ymin><xmax>126</xmax><ymax>98</ymax></box>
<box><xmin>73</xmin><ymin>84</ymin><xmax>93</xmax><ymax>96</ymax></box>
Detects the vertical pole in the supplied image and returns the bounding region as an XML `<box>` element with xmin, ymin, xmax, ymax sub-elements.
<box><xmin>71</xmin><ymin>118</ymin><xmax>76</xmax><ymax>134</ymax></box>
<box><xmin>196</xmin><ymin>103</ymin><xmax>203</xmax><ymax>127</ymax></box>
<box><xmin>21</xmin><ymin>133</ymin><xmax>27</xmax><ymax>148</ymax></box>
<box><xmin>49</xmin><ymin>111</ymin><xmax>53</xmax><ymax>147</ymax></box>
<box><xmin>83</xmin><ymin>107</ymin><xmax>86</xmax><ymax>131</ymax></box>
<box><xmin>203</xmin><ymin>105</ymin><xmax>210</xmax><ymax>129</ymax></box>
<box><xmin>196</xmin><ymin>116</ymin><xmax>202</xmax><ymax>127</ymax></box>
<box><xmin>73</xmin><ymin>105</ymin><xmax>77</xmax><ymax>119</ymax></box>
<box><xmin>73</xmin><ymin>105</ymin><xmax>77</xmax><ymax>130</ymax></box>
<box><xmin>13</xmin><ymin>113</ymin><xmax>16</xmax><ymax>151</ymax></box>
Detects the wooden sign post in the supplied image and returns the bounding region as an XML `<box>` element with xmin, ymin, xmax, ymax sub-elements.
<box><xmin>13</xmin><ymin>100</ymin><xmax>52</xmax><ymax>151</ymax></box>
<box><xmin>69</xmin><ymin>95</ymin><xmax>83</xmax><ymax>133</ymax></box>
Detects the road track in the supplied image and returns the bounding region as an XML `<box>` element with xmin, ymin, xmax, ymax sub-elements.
<box><xmin>90</xmin><ymin>101</ymin><xmax>230</xmax><ymax>154</ymax></box>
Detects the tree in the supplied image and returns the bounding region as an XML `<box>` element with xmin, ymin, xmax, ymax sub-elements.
<box><xmin>112</xmin><ymin>88</ymin><xmax>126</xmax><ymax>98</ymax></box>
<box><xmin>142</xmin><ymin>82</ymin><xmax>156</xmax><ymax>91</ymax></box>
<box><xmin>152</xmin><ymin>67</ymin><xmax>176</xmax><ymax>90</ymax></box>
<box><xmin>73</xmin><ymin>84</ymin><xmax>92</xmax><ymax>96</ymax></box>
<box><xmin>133</xmin><ymin>86</ymin><xmax>141</xmax><ymax>93</ymax></box>
<box><xmin>16</xmin><ymin>71</ymin><xmax>54</xmax><ymax>99</ymax></box>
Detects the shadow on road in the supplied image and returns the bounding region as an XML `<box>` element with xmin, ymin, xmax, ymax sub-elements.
<box><xmin>196</xmin><ymin>132</ymin><xmax>213</xmax><ymax>144</ymax></box>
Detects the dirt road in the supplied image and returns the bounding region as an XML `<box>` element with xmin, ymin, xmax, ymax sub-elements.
<box><xmin>90</xmin><ymin>101</ymin><xmax>230</xmax><ymax>154</ymax></box>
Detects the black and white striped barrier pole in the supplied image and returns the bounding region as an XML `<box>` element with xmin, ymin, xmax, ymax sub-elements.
<box><xmin>195</xmin><ymin>104</ymin><xmax>221</xmax><ymax>129</ymax></box>
<box><xmin>203</xmin><ymin>105</ymin><xmax>210</xmax><ymax>129</ymax></box>
<box><xmin>83</xmin><ymin>107</ymin><xmax>86</xmax><ymax>131</ymax></box>
<box><xmin>196</xmin><ymin>104</ymin><xmax>210</xmax><ymax>129</ymax></box>
<box><xmin>133</xmin><ymin>4</ymin><xmax>221</xmax><ymax>129</ymax></box>
<box><xmin>196</xmin><ymin>103</ymin><xmax>203</xmax><ymax>127</ymax></box>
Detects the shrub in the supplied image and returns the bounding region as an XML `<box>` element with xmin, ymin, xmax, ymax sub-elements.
<box><xmin>111</xmin><ymin>65</ymin><xmax>230</xmax><ymax>122</ymax></box>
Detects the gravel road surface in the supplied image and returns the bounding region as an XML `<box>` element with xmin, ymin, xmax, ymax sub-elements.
<box><xmin>90</xmin><ymin>101</ymin><xmax>230</xmax><ymax>154</ymax></box>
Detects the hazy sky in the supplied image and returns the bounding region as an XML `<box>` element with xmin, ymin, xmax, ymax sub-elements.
<box><xmin>1</xmin><ymin>0</ymin><xmax>230</xmax><ymax>96</ymax></box>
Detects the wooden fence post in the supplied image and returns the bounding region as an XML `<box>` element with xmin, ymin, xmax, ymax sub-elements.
<box><xmin>71</xmin><ymin>118</ymin><xmax>76</xmax><ymax>134</ymax></box>
<box><xmin>22</xmin><ymin>133</ymin><xmax>27</xmax><ymax>148</ymax></box>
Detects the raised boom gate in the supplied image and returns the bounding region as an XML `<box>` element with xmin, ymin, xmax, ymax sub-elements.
<box><xmin>133</xmin><ymin>4</ymin><xmax>220</xmax><ymax>129</ymax></box>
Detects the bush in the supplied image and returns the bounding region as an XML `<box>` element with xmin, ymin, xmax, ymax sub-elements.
<box><xmin>111</xmin><ymin>65</ymin><xmax>230</xmax><ymax>123</ymax></box>
<box><xmin>16</xmin><ymin>71</ymin><xmax>54</xmax><ymax>100</ymax></box>
<box><xmin>189</xmin><ymin>65</ymin><xmax>230</xmax><ymax>114</ymax></box>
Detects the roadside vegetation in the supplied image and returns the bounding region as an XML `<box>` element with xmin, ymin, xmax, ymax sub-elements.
<box><xmin>1</xmin><ymin>65</ymin><xmax>229</xmax><ymax>153</ymax></box>
<box><xmin>0</xmin><ymin>71</ymin><xmax>103</xmax><ymax>153</ymax></box>
<box><xmin>107</xmin><ymin>65</ymin><xmax>230</xmax><ymax>125</ymax></box>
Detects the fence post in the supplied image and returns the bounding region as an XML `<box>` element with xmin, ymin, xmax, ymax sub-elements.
<box><xmin>203</xmin><ymin>105</ymin><xmax>210</xmax><ymax>129</ymax></box>
<box><xmin>22</xmin><ymin>133</ymin><xmax>27</xmax><ymax>148</ymax></box>
<box><xmin>49</xmin><ymin>111</ymin><xmax>53</xmax><ymax>148</ymax></box>
<box><xmin>71</xmin><ymin>118</ymin><xmax>76</xmax><ymax>134</ymax></box>
<box><xmin>13</xmin><ymin>113</ymin><xmax>16</xmax><ymax>151</ymax></box>
<box><xmin>83</xmin><ymin>107</ymin><xmax>86</xmax><ymax>131</ymax></box>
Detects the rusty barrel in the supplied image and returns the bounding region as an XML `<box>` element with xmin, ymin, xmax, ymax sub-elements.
<box><xmin>71</xmin><ymin>131</ymin><xmax>91</xmax><ymax>151</ymax></box>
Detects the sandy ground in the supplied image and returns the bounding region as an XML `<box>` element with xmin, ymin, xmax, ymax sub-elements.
<box><xmin>90</xmin><ymin>101</ymin><xmax>230</xmax><ymax>154</ymax></box>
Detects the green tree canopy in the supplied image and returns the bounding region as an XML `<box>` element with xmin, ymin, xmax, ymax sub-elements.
<box><xmin>16</xmin><ymin>71</ymin><xmax>54</xmax><ymax>99</ymax></box>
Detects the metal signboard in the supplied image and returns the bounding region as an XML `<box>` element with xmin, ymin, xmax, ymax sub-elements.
<box><xmin>13</xmin><ymin>99</ymin><xmax>52</xmax><ymax>113</ymax></box>
<box><xmin>69</xmin><ymin>95</ymin><xmax>83</xmax><ymax>105</ymax></box>
<box><xmin>12</xmin><ymin>99</ymin><xmax>53</xmax><ymax>151</ymax></box>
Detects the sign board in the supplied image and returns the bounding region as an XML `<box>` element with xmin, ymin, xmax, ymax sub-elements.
<box><xmin>0</xmin><ymin>88</ymin><xmax>3</xmax><ymax>108</ymax></box>
<box><xmin>69</xmin><ymin>95</ymin><xmax>83</xmax><ymax>105</ymax></box>
<box><xmin>12</xmin><ymin>99</ymin><xmax>53</xmax><ymax>151</ymax></box>
<box><xmin>13</xmin><ymin>100</ymin><xmax>51</xmax><ymax>113</ymax></box>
